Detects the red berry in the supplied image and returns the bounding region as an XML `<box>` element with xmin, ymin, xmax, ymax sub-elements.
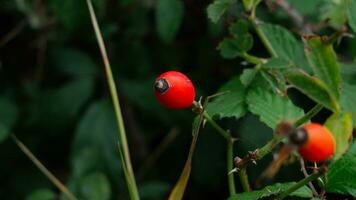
<box><xmin>298</xmin><ymin>123</ymin><xmax>336</xmax><ymax>163</ymax></box>
<box><xmin>154</xmin><ymin>71</ymin><xmax>195</xmax><ymax>109</ymax></box>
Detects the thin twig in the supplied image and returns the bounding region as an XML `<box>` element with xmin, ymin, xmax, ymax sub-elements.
<box><xmin>202</xmin><ymin>111</ymin><xmax>230</xmax><ymax>140</ymax></box>
<box><xmin>265</xmin><ymin>0</ymin><xmax>313</xmax><ymax>34</ymax></box>
<box><xmin>11</xmin><ymin>134</ymin><xmax>78</xmax><ymax>200</ymax></box>
<box><xmin>300</xmin><ymin>158</ymin><xmax>319</xmax><ymax>196</ymax></box>
<box><xmin>0</xmin><ymin>19</ymin><xmax>28</xmax><ymax>47</ymax></box>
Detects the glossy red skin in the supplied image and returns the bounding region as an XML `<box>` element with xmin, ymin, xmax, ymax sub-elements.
<box><xmin>154</xmin><ymin>71</ymin><xmax>195</xmax><ymax>109</ymax></box>
<box><xmin>298</xmin><ymin>123</ymin><xmax>336</xmax><ymax>163</ymax></box>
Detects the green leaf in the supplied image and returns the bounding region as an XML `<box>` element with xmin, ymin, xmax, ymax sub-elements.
<box><xmin>304</xmin><ymin>36</ymin><xmax>341</xmax><ymax>100</ymax></box>
<box><xmin>217</xmin><ymin>37</ymin><xmax>253</xmax><ymax>59</ymax></box>
<box><xmin>0</xmin><ymin>124</ymin><xmax>10</xmax><ymax>143</ymax></box>
<box><xmin>218</xmin><ymin>20</ymin><xmax>253</xmax><ymax>58</ymax></box>
<box><xmin>242</xmin><ymin>0</ymin><xmax>262</xmax><ymax>12</ymax></box>
<box><xmin>71</xmin><ymin>100</ymin><xmax>121</xmax><ymax>181</ymax></box>
<box><xmin>347</xmin><ymin>0</ymin><xmax>356</xmax><ymax>33</ymax></box>
<box><xmin>231</xmin><ymin>21</ymin><xmax>253</xmax><ymax>53</ymax></box>
<box><xmin>71</xmin><ymin>148</ymin><xmax>100</xmax><ymax>178</ymax></box>
<box><xmin>228</xmin><ymin>182</ymin><xmax>313</xmax><ymax>200</ymax></box>
<box><xmin>156</xmin><ymin>0</ymin><xmax>184</xmax><ymax>43</ymax></box>
<box><xmin>0</xmin><ymin>97</ymin><xmax>18</xmax><ymax>142</ymax></box>
<box><xmin>260</xmin><ymin>58</ymin><xmax>293</xmax><ymax>69</ymax></box>
<box><xmin>246</xmin><ymin>87</ymin><xmax>304</xmax><ymax>129</ymax></box>
<box><xmin>346</xmin><ymin>139</ymin><xmax>356</xmax><ymax>156</ymax></box>
<box><xmin>139</xmin><ymin>181</ymin><xmax>170</xmax><ymax>199</ymax></box>
<box><xmin>229</xmin><ymin>19</ymin><xmax>249</xmax><ymax>37</ymax></box>
<box><xmin>207</xmin><ymin>0</ymin><xmax>234</xmax><ymax>23</ymax></box>
<box><xmin>217</xmin><ymin>38</ymin><xmax>241</xmax><ymax>59</ymax></box>
<box><xmin>50</xmin><ymin>48</ymin><xmax>99</xmax><ymax>78</ymax></box>
<box><xmin>26</xmin><ymin>188</ymin><xmax>56</xmax><ymax>200</ymax></box>
<box><xmin>321</xmin><ymin>0</ymin><xmax>348</xmax><ymax>29</ymax></box>
<box><xmin>285</xmin><ymin>0</ymin><xmax>323</xmax><ymax>16</ymax></box>
<box><xmin>340</xmin><ymin>63</ymin><xmax>356</xmax><ymax>84</ymax></box>
<box><xmin>207</xmin><ymin>76</ymin><xmax>246</xmax><ymax>119</ymax></box>
<box><xmin>341</xmin><ymin>83</ymin><xmax>356</xmax><ymax>128</ymax></box>
<box><xmin>325</xmin><ymin>112</ymin><xmax>353</xmax><ymax>160</ymax></box>
<box><xmin>327</xmin><ymin>140</ymin><xmax>356</xmax><ymax>196</ymax></box>
<box><xmin>286</xmin><ymin>70</ymin><xmax>339</xmax><ymax>112</ymax></box>
<box><xmin>259</xmin><ymin>23</ymin><xmax>309</xmax><ymax>71</ymax></box>
<box><xmin>80</xmin><ymin>172</ymin><xmax>111</xmax><ymax>200</ymax></box>
<box><xmin>240</xmin><ymin>68</ymin><xmax>257</xmax><ymax>86</ymax></box>
<box><xmin>260</xmin><ymin>70</ymin><xmax>287</xmax><ymax>93</ymax></box>
<box><xmin>33</xmin><ymin>79</ymin><xmax>95</xmax><ymax>129</ymax></box>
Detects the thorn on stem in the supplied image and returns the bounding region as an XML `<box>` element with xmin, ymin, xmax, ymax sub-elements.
<box><xmin>228</xmin><ymin>168</ymin><xmax>239</xmax><ymax>175</ymax></box>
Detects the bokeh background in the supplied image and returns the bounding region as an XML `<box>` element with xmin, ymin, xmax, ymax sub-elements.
<box><xmin>1</xmin><ymin>0</ymin><xmax>355</xmax><ymax>199</ymax></box>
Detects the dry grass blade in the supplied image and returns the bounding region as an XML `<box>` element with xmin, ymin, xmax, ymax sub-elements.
<box><xmin>168</xmin><ymin>101</ymin><xmax>206</xmax><ymax>200</ymax></box>
<box><xmin>11</xmin><ymin>134</ymin><xmax>78</xmax><ymax>200</ymax></box>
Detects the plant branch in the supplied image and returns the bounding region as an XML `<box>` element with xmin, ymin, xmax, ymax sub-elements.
<box><xmin>227</xmin><ymin>140</ymin><xmax>237</xmax><ymax>195</ymax></box>
<box><xmin>200</xmin><ymin>110</ymin><xmax>239</xmax><ymax>195</ymax></box>
<box><xmin>11</xmin><ymin>134</ymin><xmax>78</xmax><ymax>200</ymax></box>
<box><xmin>277</xmin><ymin>166</ymin><xmax>327</xmax><ymax>199</ymax></box>
<box><xmin>242</xmin><ymin>1</ymin><xmax>278</xmax><ymax>57</ymax></box>
<box><xmin>241</xmin><ymin>52</ymin><xmax>267</xmax><ymax>65</ymax></box>
<box><xmin>86</xmin><ymin>0</ymin><xmax>139</xmax><ymax>199</ymax></box>
<box><xmin>257</xmin><ymin>136</ymin><xmax>284</xmax><ymax>159</ymax></box>
<box><xmin>0</xmin><ymin>19</ymin><xmax>27</xmax><ymax>47</ymax></box>
<box><xmin>234</xmin><ymin>135</ymin><xmax>284</xmax><ymax>169</ymax></box>
<box><xmin>294</xmin><ymin>104</ymin><xmax>323</xmax><ymax>127</ymax></box>
<box><xmin>265</xmin><ymin>0</ymin><xmax>312</xmax><ymax>34</ymax></box>
<box><xmin>238</xmin><ymin>168</ymin><xmax>251</xmax><ymax>192</ymax></box>
<box><xmin>202</xmin><ymin>111</ymin><xmax>231</xmax><ymax>141</ymax></box>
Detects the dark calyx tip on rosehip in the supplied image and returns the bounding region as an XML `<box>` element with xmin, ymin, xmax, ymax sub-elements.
<box><xmin>289</xmin><ymin>128</ymin><xmax>308</xmax><ymax>146</ymax></box>
<box><xmin>275</xmin><ymin>121</ymin><xmax>294</xmax><ymax>136</ymax></box>
<box><xmin>154</xmin><ymin>78</ymin><xmax>170</xmax><ymax>93</ymax></box>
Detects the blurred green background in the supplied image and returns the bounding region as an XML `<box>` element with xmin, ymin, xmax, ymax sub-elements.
<box><xmin>0</xmin><ymin>0</ymin><xmax>355</xmax><ymax>199</ymax></box>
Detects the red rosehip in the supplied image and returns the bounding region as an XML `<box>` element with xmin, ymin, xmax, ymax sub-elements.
<box><xmin>298</xmin><ymin>123</ymin><xmax>336</xmax><ymax>163</ymax></box>
<box><xmin>154</xmin><ymin>71</ymin><xmax>195</xmax><ymax>109</ymax></box>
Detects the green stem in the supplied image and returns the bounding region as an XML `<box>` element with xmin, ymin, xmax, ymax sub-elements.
<box><xmin>203</xmin><ymin>111</ymin><xmax>230</xmax><ymax>140</ymax></box>
<box><xmin>227</xmin><ymin>140</ymin><xmax>236</xmax><ymax>195</ymax></box>
<box><xmin>294</xmin><ymin>104</ymin><xmax>323</xmax><ymax>127</ymax></box>
<box><xmin>242</xmin><ymin>1</ymin><xmax>278</xmax><ymax>57</ymax></box>
<box><xmin>277</xmin><ymin>170</ymin><xmax>324</xmax><ymax>199</ymax></box>
<box><xmin>86</xmin><ymin>1</ymin><xmax>139</xmax><ymax>199</ymax></box>
<box><xmin>241</xmin><ymin>52</ymin><xmax>266</xmax><ymax>65</ymax></box>
<box><xmin>257</xmin><ymin>136</ymin><xmax>284</xmax><ymax>159</ymax></box>
<box><xmin>253</xmin><ymin>24</ymin><xmax>278</xmax><ymax>57</ymax></box>
<box><xmin>238</xmin><ymin>168</ymin><xmax>251</xmax><ymax>192</ymax></box>
<box><xmin>202</xmin><ymin>111</ymin><xmax>240</xmax><ymax>196</ymax></box>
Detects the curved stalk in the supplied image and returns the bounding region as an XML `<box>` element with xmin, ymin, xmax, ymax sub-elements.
<box><xmin>86</xmin><ymin>0</ymin><xmax>139</xmax><ymax>199</ymax></box>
